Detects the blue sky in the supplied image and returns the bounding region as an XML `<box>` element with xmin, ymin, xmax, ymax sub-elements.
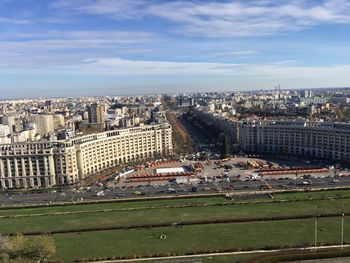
<box><xmin>0</xmin><ymin>0</ymin><xmax>350</xmax><ymax>98</ymax></box>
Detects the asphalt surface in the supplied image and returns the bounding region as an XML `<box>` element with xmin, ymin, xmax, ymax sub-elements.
<box><xmin>1</xmin><ymin>176</ymin><xmax>350</xmax><ymax>205</ymax></box>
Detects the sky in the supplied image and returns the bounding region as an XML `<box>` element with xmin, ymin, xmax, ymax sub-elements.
<box><xmin>0</xmin><ymin>0</ymin><xmax>350</xmax><ymax>98</ymax></box>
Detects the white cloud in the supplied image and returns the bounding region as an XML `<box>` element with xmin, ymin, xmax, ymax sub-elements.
<box><xmin>52</xmin><ymin>0</ymin><xmax>350</xmax><ymax>37</ymax></box>
<box><xmin>52</xmin><ymin>0</ymin><xmax>146</xmax><ymax>20</ymax></box>
<box><xmin>0</xmin><ymin>30</ymin><xmax>161</xmax><ymax>52</ymax></box>
<box><xmin>4</xmin><ymin>56</ymin><xmax>346</xmax><ymax>82</ymax></box>
<box><xmin>0</xmin><ymin>54</ymin><xmax>350</xmax><ymax>83</ymax></box>
<box><xmin>0</xmin><ymin>17</ymin><xmax>30</xmax><ymax>24</ymax></box>
<box><xmin>73</xmin><ymin>58</ymin><xmax>350</xmax><ymax>79</ymax></box>
<box><xmin>146</xmin><ymin>0</ymin><xmax>350</xmax><ymax>37</ymax></box>
<box><xmin>200</xmin><ymin>50</ymin><xmax>259</xmax><ymax>59</ymax></box>
<box><xmin>1</xmin><ymin>56</ymin><xmax>348</xmax><ymax>91</ymax></box>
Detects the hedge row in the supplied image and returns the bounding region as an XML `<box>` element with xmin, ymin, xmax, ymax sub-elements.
<box><xmin>72</xmin><ymin>244</ymin><xmax>350</xmax><ymax>262</ymax></box>
<box><xmin>71</xmin><ymin>246</ymin><xmax>264</xmax><ymax>262</ymax></box>
<box><xmin>243</xmin><ymin>247</ymin><xmax>350</xmax><ymax>263</ymax></box>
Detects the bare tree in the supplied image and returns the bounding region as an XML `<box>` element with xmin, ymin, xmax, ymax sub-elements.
<box><xmin>30</xmin><ymin>235</ymin><xmax>56</xmax><ymax>261</ymax></box>
<box><xmin>0</xmin><ymin>234</ymin><xmax>10</xmax><ymax>252</ymax></box>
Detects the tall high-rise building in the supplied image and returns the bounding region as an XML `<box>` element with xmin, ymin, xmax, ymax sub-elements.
<box><xmin>29</xmin><ymin>114</ymin><xmax>54</xmax><ymax>135</ymax></box>
<box><xmin>45</xmin><ymin>100</ymin><xmax>52</xmax><ymax>112</ymax></box>
<box><xmin>53</xmin><ymin>114</ymin><xmax>65</xmax><ymax>130</ymax></box>
<box><xmin>0</xmin><ymin>124</ymin><xmax>10</xmax><ymax>143</ymax></box>
<box><xmin>87</xmin><ymin>103</ymin><xmax>105</xmax><ymax>124</ymax></box>
<box><xmin>2</xmin><ymin>116</ymin><xmax>16</xmax><ymax>133</ymax></box>
<box><xmin>300</xmin><ymin>90</ymin><xmax>313</xmax><ymax>98</ymax></box>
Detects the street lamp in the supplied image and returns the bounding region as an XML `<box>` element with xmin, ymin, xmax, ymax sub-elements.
<box><xmin>341</xmin><ymin>204</ymin><xmax>345</xmax><ymax>249</ymax></box>
<box><xmin>187</xmin><ymin>177</ymin><xmax>190</xmax><ymax>195</ymax></box>
<box><xmin>314</xmin><ymin>206</ymin><xmax>318</xmax><ymax>251</ymax></box>
<box><xmin>221</xmin><ymin>169</ymin><xmax>225</xmax><ymax>193</ymax></box>
<box><xmin>148</xmin><ymin>178</ymin><xmax>151</xmax><ymax>196</ymax></box>
<box><xmin>114</xmin><ymin>181</ymin><xmax>118</xmax><ymax>197</ymax></box>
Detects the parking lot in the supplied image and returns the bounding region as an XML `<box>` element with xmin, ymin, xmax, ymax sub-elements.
<box><xmin>1</xmin><ymin>156</ymin><xmax>350</xmax><ymax>205</ymax></box>
<box><xmin>104</xmin><ymin>156</ymin><xmax>350</xmax><ymax>195</ymax></box>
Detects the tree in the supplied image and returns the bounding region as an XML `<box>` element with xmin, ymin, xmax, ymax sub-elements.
<box><xmin>0</xmin><ymin>235</ymin><xmax>10</xmax><ymax>252</ymax></box>
<box><xmin>30</xmin><ymin>235</ymin><xmax>56</xmax><ymax>260</ymax></box>
<box><xmin>220</xmin><ymin>135</ymin><xmax>231</xmax><ymax>159</ymax></box>
<box><xmin>8</xmin><ymin>234</ymin><xmax>56</xmax><ymax>262</ymax></box>
<box><xmin>0</xmin><ymin>234</ymin><xmax>11</xmax><ymax>262</ymax></box>
<box><xmin>10</xmin><ymin>233</ymin><xmax>28</xmax><ymax>258</ymax></box>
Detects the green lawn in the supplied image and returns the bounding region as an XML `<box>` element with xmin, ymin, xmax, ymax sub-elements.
<box><xmin>274</xmin><ymin>189</ymin><xmax>350</xmax><ymax>200</ymax></box>
<box><xmin>0</xmin><ymin>196</ymin><xmax>228</xmax><ymax>216</ymax></box>
<box><xmin>3</xmin><ymin>189</ymin><xmax>350</xmax><ymax>262</ymax></box>
<box><xmin>2</xmin><ymin>195</ymin><xmax>350</xmax><ymax>234</ymax></box>
<box><xmin>50</xmin><ymin>217</ymin><xmax>350</xmax><ymax>262</ymax></box>
<box><xmin>1</xmin><ymin>189</ymin><xmax>349</xmax><ymax>218</ymax></box>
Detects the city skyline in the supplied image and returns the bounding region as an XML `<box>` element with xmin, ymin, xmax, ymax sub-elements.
<box><xmin>1</xmin><ymin>0</ymin><xmax>350</xmax><ymax>98</ymax></box>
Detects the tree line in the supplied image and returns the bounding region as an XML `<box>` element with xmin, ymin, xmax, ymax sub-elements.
<box><xmin>184</xmin><ymin>110</ymin><xmax>231</xmax><ymax>158</ymax></box>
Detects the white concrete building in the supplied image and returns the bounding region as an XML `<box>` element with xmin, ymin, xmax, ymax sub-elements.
<box><xmin>0</xmin><ymin>125</ymin><xmax>10</xmax><ymax>138</ymax></box>
<box><xmin>0</xmin><ymin>125</ymin><xmax>11</xmax><ymax>144</ymax></box>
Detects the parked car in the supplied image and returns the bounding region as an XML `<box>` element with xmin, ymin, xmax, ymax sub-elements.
<box><xmin>96</xmin><ymin>191</ymin><xmax>105</xmax><ymax>197</ymax></box>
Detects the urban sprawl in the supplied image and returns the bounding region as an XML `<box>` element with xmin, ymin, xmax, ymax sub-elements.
<box><xmin>1</xmin><ymin>87</ymin><xmax>350</xmax><ymax>190</ymax></box>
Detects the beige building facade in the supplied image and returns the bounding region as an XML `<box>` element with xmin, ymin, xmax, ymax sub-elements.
<box><xmin>0</xmin><ymin>123</ymin><xmax>172</xmax><ymax>189</ymax></box>
<box><xmin>29</xmin><ymin>114</ymin><xmax>55</xmax><ymax>135</ymax></box>
<box><xmin>238</xmin><ymin>120</ymin><xmax>350</xmax><ymax>162</ymax></box>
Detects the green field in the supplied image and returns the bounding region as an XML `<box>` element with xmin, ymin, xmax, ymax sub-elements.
<box><xmin>50</xmin><ymin>217</ymin><xmax>350</xmax><ymax>262</ymax></box>
<box><xmin>274</xmin><ymin>189</ymin><xmax>350</xmax><ymax>200</ymax></box>
<box><xmin>2</xmin><ymin>189</ymin><xmax>349</xmax><ymax>217</ymax></box>
<box><xmin>0</xmin><ymin>196</ymin><xmax>229</xmax><ymax>216</ymax></box>
<box><xmin>3</xmin><ymin>189</ymin><xmax>350</xmax><ymax>262</ymax></box>
<box><xmin>0</xmin><ymin>198</ymin><xmax>349</xmax><ymax>234</ymax></box>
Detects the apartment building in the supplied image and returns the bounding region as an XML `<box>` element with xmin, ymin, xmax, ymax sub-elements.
<box><xmin>239</xmin><ymin>120</ymin><xmax>350</xmax><ymax>162</ymax></box>
<box><xmin>0</xmin><ymin>142</ymin><xmax>59</xmax><ymax>189</ymax></box>
<box><xmin>0</xmin><ymin>123</ymin><xmax>172</xmax><ymax>189</ymax></box>
<box><xmin>29</xmin><ymin>114</ymin><xmax>55</xmax><ymax>135</ymax></box>
<box><xmin>88</xmin><ymin>103</ymin><xmax>106</xmax><ymax>124</ymax></box>
<box><xmin>72</xmin><ymin>123</ymin><xmax>172</xmax><ymax>181</ymax></box>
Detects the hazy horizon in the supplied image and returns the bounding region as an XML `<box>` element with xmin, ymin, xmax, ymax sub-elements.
<box><xmin>1</xmin><ymin>86</ymin><xmax>349</xmax><ymax>101</ymax></box>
